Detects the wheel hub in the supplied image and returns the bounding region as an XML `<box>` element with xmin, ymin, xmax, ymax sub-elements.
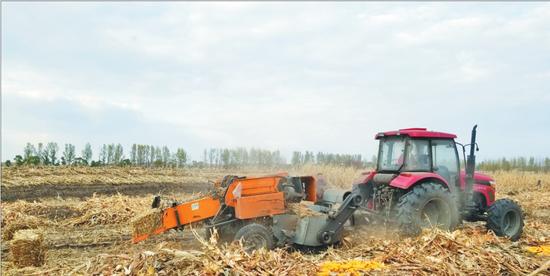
<box><xmin>243</xmin><ymin>233</ymin><xmax>267</xmax><ymax>251</ymax></box>
<box><xmin>420</xmin><ymin>199</ymin><xmax>450</xmax><ymax>228</ymax></box>
<box><xmin>502</xmin><ymin>210</ymin><xmax>520</xmax><ymax>237</ymax></box>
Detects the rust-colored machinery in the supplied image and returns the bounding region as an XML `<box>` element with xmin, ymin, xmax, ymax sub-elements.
<box><xmin>133</xmin><ymin>173</ymin><xmax>334</xmax><ymax>250</ymax></box>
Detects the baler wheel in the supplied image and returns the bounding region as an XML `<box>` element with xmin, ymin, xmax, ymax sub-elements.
<box><xmin>234</xmin><ymin>223</ymin><xmax>274</xmax><ymax>252</ymax></box>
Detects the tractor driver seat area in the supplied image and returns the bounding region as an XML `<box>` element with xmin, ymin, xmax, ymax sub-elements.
<box><xmin>434</xmin><ymin>165</ymin><xmax>451</xmax><ymax>184</ymax></box>
<box><xmin>419</xmin><ymin>154</ymin><xmax>430</xmax><ymax>168</ymax></box>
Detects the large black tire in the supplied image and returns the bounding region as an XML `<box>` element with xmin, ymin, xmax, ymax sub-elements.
<box><xmin>486</xmin><ymin>199</ymin><xmax>523</xmax><ymax>241</ymax></box>
<box><xmin>397</xmin><ymin>182</ymin><xmax>459</xmax><ymax>236</ymax></box>
<box><xmin>234</xmin><ymin>223</ymin><xmax>274</xmax><ymax>252</ymax></box>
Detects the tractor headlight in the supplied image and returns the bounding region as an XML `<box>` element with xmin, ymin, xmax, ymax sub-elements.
<box><xmin>489</xmin><ymin>181</ymin><xmax>496</xmax><ymax>188</ymax></box>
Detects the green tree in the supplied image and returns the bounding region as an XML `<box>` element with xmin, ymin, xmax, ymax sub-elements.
<box><xmin>14</xmin><ymin>155</ymin><xmax>24</xmax><ymax>166</ymax></box>
<box><xmin>175</xmin><ymin>148</ymin><xmax>187</xmax><ymax>167</ymax></box>
<box><xmin>27</xmin><ymin>156</ymin><xmax>41</xmax><ymax>166</ymax></box>
<box><xmin>23</xmin><ymin>143</ymin><xmax>36</xmax><ymax>163</ymax></box>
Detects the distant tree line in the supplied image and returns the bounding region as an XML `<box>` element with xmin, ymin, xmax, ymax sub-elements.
<box><xmin>290</xmin><ymin>151</ymin><xmax>370</xmax><ymax>168</ymax></box>
<box><xmin>197</xmin><ymin>148</ymin><xmax>374</xmax><ymax>169</ymax></box>
<box><xmin>5</xmin><ymin>142</ymin><xmax>188</xmax><ymax>168</ymax></box>
<box><xmin>8</xmin><ymin>143</ymin><xmax>548</xmax><ymax>172</ymax></box>
<box><xmin>4</xmin><ymin>143</ymin><xmax>374</xmax><ymax>169</ymax></box>
<box><xmin>200</xmin><ymin>148</ymin><xmax>286</xmax><ymax>168</ymax></box>
<box><xmin>478</xmin><ymin>157</ymin><xmax>550</xmax><ymax>172</ymax></box>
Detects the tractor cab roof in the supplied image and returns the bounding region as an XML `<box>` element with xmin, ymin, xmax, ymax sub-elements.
<box><xmin>375</xmin><ymin>128</ymin><xmax>457</xmax><ymax>139</ymax></box>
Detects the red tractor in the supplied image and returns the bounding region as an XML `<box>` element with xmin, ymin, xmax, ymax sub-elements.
<box><xmin>324</xmin><ymin>125</ymin><xmax>524</xmax><ymax>242</ymax></box>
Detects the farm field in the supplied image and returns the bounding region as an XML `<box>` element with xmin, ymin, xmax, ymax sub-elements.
<box><xmin>1</xmin><ymin>166</ymin><xmax>549</xmax><ymax>275</ymax></box>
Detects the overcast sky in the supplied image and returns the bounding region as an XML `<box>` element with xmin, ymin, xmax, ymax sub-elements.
<box><xmin>2</xmin><ymin>2</ymin><xmax>550</xmax><ymax>162</ymax></box>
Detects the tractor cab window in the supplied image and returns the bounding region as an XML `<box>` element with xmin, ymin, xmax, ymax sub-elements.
<box><xmin>378</xmin><ymin>136</ymin><xmax>405</xmax><ymax>171</ymax></box>
<box><xmin>404</xmin><ymin>139</ymin><xmax>430</xmax><ymax>171</ymax></box>
<box><xmin>431</xmin><ymin>139</ymin><xmax>459</xmax><ymax>186</ymax></box>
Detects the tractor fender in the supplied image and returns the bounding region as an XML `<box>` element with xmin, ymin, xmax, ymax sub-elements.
<box><xmin>389</xmin><ymin>172</ymin><xmax>450</xmax><ymax>191</ymax></box>
<box><xmin>347</xmin><ymin>171</ymin><xmax>376</xmax><ymax>202</ymax></box>
<box><xmin>473</xmin><ymin>184</ymin><xmax>495</xmax><ymax>207</ymax></box>
<box><xmin>352</xmin><ymin>171</ymin><xmax>375</xmax><ymax>185</ymax></box>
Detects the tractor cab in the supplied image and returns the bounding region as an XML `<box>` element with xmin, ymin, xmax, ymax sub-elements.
<box><xmin>354</xmin><ymin>126</ymin><xmax>523</xmax><ymax>241</ymax></box>
<box><xmin>375</xmin><ymin>128</ymin><xmax>460</xmax><ymax>188</ymax></box>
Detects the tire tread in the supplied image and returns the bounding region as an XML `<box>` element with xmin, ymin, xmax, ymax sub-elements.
<box><xmin>486</xmin><ymin>198</ymin><xmax>523</xmax><ymax>241</ymax></box>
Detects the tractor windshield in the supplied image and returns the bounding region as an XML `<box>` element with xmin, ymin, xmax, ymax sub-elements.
<box><xmin>404</xmin><ymin>139</ymin><xmax>431</xmax><ymax>171</ymax></box>
<box><xmin>377</xmin><ymin>136</ymin><xmax>406</xmax><ymax>171</ymax></box>
<box><xmin>378</xmin><ymin>137</ymin><xmax>431</xmax><ymax>172</ymax></box>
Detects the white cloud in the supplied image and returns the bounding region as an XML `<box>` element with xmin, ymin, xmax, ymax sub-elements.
<box><xmin>2</xmin><ymin>2</ymin><xmax>550</xmax><ymax>160</ymax></box>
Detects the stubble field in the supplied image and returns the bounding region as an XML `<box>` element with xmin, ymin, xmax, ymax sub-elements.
<box><xmin>1</xmin><ymin>166</ymin><xmax>549</xmax><ymax>275</ymax></box>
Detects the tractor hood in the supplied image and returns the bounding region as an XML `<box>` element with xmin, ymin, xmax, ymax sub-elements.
<box><xmin>460</xmin><ymin>171</ymin><xmax>494</xmax><ymax>185</ymax></box>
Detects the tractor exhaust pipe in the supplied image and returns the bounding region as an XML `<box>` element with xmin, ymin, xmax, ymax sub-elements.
<box><xmin>465</xmin><ymin>125</ymin><xmax>477</xmax><ymax>209</ymax></box>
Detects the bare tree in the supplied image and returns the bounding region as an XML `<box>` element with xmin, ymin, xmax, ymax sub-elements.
<box><xmin>130</xmin><ymin>144</ymin><xmax>137</xmax><ymax>165</ymax></box>
<box><xmin>37</xmin><ymin>143</ymin><xmax>44</xmax><ymax>165</ymax></box>
<box><xmin>63</xmin><ymin>144</ymin><xmax>76</xmax><ymax>165</ymax></box>
<box><xmin>162</xmin><ymin>146</ymin><xmax>170</xmax><ymax>166</ymax></box>
<box><xmin>149</xmin><ymin>145</ymin><xmax>155</xmax><ymax>167</ymax></box>
<box><xmin>113</xmin><ymin>144</ymin><xmax>124</xmax><ymax>164</ymax></box>
<box><xmin>82</xmin><ymin>143</ymin><xmax>93</xmax><ymax>165</ymax></box>
<box><xmin>99</xmin><ymin>144</ymin><xmax>107</xmax><ymax>164</ymax></box>
<box><xmin>46</xmin><ymin>142</ymin><xmax>59</xmax><ymax>165</ymax></box>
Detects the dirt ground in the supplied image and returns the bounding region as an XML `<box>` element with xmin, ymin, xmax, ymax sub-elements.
<box><xmin>1</xmin><ymin>193</ymin><xmax>208</xmax><ymax>275</ymax></box>
<box><xmin>1</xmin><ymin>167</ymin><xmax>549</xmax><ymax>275</ymax></box>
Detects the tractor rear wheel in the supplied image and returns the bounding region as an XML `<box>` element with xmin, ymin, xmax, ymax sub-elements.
<box><xmin>234</xmin><ymin>223</ymin><xmax>274</xmax><ymax>252</ymax></box>
<box><xmin>396</xmin><ymin>182</ymin><xmax>459</xmax><ymax>236</ymax></box>
<box><xmin>486</xmin><ymin>199</ymin><xmax>523</xmax><ymax>241</ymax></box>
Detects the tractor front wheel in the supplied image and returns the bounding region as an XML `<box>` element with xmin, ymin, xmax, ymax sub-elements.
<box><xmin>396</xmin><ymin>182</ymin><xmax>459</xmax><ymax>236</ymax></box>
<box><xmin>486</xmin><ymin>199</ymin><xmax>523</xmax><ymax>241</ymax></box>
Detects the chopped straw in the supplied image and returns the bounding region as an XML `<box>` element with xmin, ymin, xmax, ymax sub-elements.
<box><xmin>131</xmin><ymin>209</ymin><xmax>163</xmax><ymax>237</ymax></box>
<box><xmin>287</xmin><ymin>201</ymin><xmax>323</xmax><ymax>217</ymax></box>
<box><xmin>62</xmin><ymin>224</ymin><xmax>546</xmax><ymax>275</ymax></box>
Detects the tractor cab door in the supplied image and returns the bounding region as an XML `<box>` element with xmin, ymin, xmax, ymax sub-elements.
<box><xmin>431</xmin><ymin>139</ymin><xmax>460</xmax><ymax>190</ymax></box>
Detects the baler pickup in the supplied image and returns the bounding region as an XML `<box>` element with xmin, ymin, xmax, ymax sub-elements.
<box><xmin>132</xmin><ymin>196</ymin><xmax>221</xmax><ymax>243</ymax></box>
